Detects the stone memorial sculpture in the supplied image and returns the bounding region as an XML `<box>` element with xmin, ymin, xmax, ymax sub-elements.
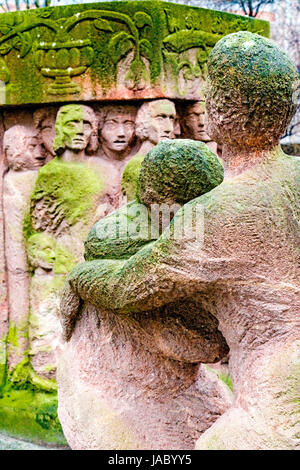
<box><xmin>23</xmin><ymin>104</ymin><xmax>105</xmax><ymax>386</ymax></box>
<box><xmin>29</xmin><ymin>104</ymin><xmax>105</xmax><ymax>245</ymax></box>
<box><xmin>58</xmin><ymin>139</ymin><xmax>234</xmax><ymax>450</ymax></box>
<box><xmin>27</xmin><ymin>233</ymin><xmax>73</xmax><ymax>382</ymax></box>
<box><xmin>3</xmin><ymin>125</ymin><xmax>45</xmax><ymax>372</ymax></box>
<box><xmin>0</xmin><ymin>0</ymin><xmax>271</xmax><ymax>447</ymax></box>
<box><xmin>52</xmin><ymin>104</ymin><xmax>98</xmax><ymax>163</ymax></box>
<box><xmin>135</xmin><ymin>99</ymin><xmax>177</xmax><ymax>156</ymax></box>
<box><xmin>121</xmin><ymin>99</ymin><xmax>177</xmax><ymax>201</ymax></box>
<box><xmin>59</xmin><ymin>32</ymin><xmax>300</xmax><ymax>450</ymax></box>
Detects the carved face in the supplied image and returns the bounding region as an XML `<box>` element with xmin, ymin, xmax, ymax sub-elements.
<box><xmin>147</xmin><ymin>101</ymin><xmax>176</xmax><ymax>144</ymax></box>
<box><xmin>63</xmin><ymin>118</ymin><xmax>93</xmax><ymax>152</ymax></box>
<box><xmin>27</xmin><ymin>234</ymin><xmax>56</xmax><ymax>271</ymax></box>
<box><xmin>184</xmin><ymin>102</ymin><xmax>211</xmax><ymax>142</ymax></box>
<box><xmin>100</xmin><ymin>110</ymin><xmax>135</xmax><ymax>154</ymax></box>
<box><xmin>5</xmin><ymin>131</ymin><xmax>44</xmax><ymax>171</ymax></box>
<box><xmin>40</xmin><ymin>116</ymin><xmax>55</xmax><ymax>156</ymax></box>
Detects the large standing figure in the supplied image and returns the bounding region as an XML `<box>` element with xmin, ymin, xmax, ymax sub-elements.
<box><xmin>60</xmin><ymin>32</ymin><xmax>300</xmax><ymax>450</ymax></box>
<box><xmin>3</xmin><ymin>125</ymin><xmax>45</xmax><ymax>372</ymax></box>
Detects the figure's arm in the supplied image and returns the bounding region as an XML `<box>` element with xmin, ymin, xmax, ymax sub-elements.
<box><xmin>60</xmin><ymin>236</ymin><xmax>196</xmax><ymax>340</ymax></box>
<box><xmin>60</xmin><ymin>194</ymin><xmax>249</xmax><ymax>339</ymax></box>
<box><xmin>85</xmin><ymin>200</ymin><xmax>153</xmax><ymax>261</ymax></box>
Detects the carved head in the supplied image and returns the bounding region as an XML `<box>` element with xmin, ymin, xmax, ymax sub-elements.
<box><xmin>3</xmin><ymin>125</ymin><xmax>45</xmax><ymax>171</ymax></box>
<box><xmin>27</xmin><ymin>232</ymin><xmax>73</xmax><ymax>274</ymax></box>
<box><xmin>53</xmin><ymin>104</ymin><xmax>98</xmax><ymax>156</ymax></box>
<box><xmin>98</xmin><ymin>105</ymin><xmax>136</xmax><ymax>158</ymax></box>
<box><xmin>138</xmin><ymin>139</ymin><xmax>223</xmax><ymax>207</ymax></box>
<box><xmin>27</xmin><ymin>233</ymin><xmax>56</xmax><ymax>271</ymax></box>
<box><xmin>206</xmin><ymin>32</ymin><xmax>299</xmax><ymax>149</ymax></box>
<box><xmin>33</xmin><ymin>107</ymin><xmax>57</xmax><ymax>158</ymax></box>
<box><xmin>182</xmin><ymin>101</ymin><xmax>211</xmax><ymax>142</ymax></box>
<box><xmin>135</xmin><ymin>100</ymin><xmax>176</xmax><ymax>144</ymax></box>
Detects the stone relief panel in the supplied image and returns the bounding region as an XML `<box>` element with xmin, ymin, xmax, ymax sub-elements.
<box><xmin>0</xmin><ymin>2</ymin><xmax>269</xmax><ymax>106</ymax></box>
<box><xmin>3</xmin><ymin>124</ymin><xmax>45</xmax><ymax>372</ymax></box>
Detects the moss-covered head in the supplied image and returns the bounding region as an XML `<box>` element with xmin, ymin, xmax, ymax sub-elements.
<box><xmin>206</xmin><ymin>31</ymin><xmax>299</xmax><ymax>149</ymax></box>
<box><xmin>53</xmin><ymin>104</ymin><xmax>98</xmax><ymax>156</ymax></box>
<box><xmin>27</xmin><ymin>233</ymin><xmax>75</xmax><ymax>275</ymax></box>
<box><xmin>137</xmin><ymin>139</ymin><xmax>224</xmax><ymax>206</ymax></box>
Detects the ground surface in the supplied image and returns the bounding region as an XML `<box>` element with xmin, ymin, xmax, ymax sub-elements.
<box><xmin>0</xmin><ymin>433</ymin><xmax>69</xmax><ymax>450</ymax></box>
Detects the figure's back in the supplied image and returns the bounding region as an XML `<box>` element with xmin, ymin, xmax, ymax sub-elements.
<box><xmin>194</xmin><ymin>152</ymin><xmax>300</xmax><ymax>288</ymax></box>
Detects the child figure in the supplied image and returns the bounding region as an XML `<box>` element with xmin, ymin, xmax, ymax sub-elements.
<box><xmin>85</xmin><ymin>139</ymin><xmax>224</xmax><ymax>262</ymax></box>
<box><xmin>27</xmin><ymin>233</ymin><xmax>74</xmax><ymax>381</ymax></box>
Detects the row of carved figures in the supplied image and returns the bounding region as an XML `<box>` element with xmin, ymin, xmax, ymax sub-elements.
<box><xmin>3</xmin><ymin>99</ymin><xmax>216</xmax><ymax>173</ymax></box>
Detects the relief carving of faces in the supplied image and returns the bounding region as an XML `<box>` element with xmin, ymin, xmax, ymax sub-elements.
<box><xmin>136</xmin><ymin>100</ymin><xmax>177</xmax><ymax>145</ymax></box>
<box><xmin>53</xmin><ymin>104</ymin><xmax>98</xmax><ymax>157</ymax></box>
<box><xmin>183</xmin><ymin>101</ymin><xmax>211</xmax><ymax>142</ymax></box>
<box><xmin>3</xmin><ymin>125</ymin><xmax>45</xmax><ymax>171</ymax></box>
<box><xmin>27</xmin><ymin>233</ymin><xmax>56</xmax><ymax>272</ymax></box>
<box><xmin>33</xmin><ymin>108</ymin><xmax>57</xmax><ymax>159</ymax></box>
<box><xmin>99</xmin><ymin>105</ymin><xmax>136</xmax><ymax>159</ymax></box>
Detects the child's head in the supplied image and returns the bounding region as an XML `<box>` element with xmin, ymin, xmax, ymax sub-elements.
<box><xmin>27</xmin><ymin>233</ymin><xmax>57</xmax><ymax>271</ymax></box>
<box><xmin>137</xmin><ymin>139</ymin><xmax>224</xmax><ymax>207</ymax></box>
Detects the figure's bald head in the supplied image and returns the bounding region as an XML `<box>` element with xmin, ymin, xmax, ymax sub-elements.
<box><xmin>4</xmin><ymin>125</ymin><xmax>44</xmax><ymax>171</ymax></box>
<box><xmin>206</xmin><ymin>32</ymin><xmax>299</xmax><ymax>149</ymax></box>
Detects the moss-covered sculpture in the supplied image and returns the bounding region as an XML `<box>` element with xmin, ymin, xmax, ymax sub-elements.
<box><xmin>60</xmin><ymin>32</ymin><xmax>300</xmax><ymax>450</ymax></box>
<box><xmin>137</xmin><ymin>139</ymin><xmax>223</xmax><ymax>206</ymax></box>
<box><xmin>121</xmin><ymin>154</ymin><xmax>145</xmax><ymax>202</ymax></box>
<box><xmin>85</xmin><ymin>139</ymin><xmax>223</xmax><ymax>262</ymax></box>
<box><xmin>0</xmin><ymin>2</ymin><xmax>271</xmax><ymax>448</ymax></box>
<box><xmin>121</xmin><ymin>99</ymin><xmax>181</xmax><ymax>202</ymax></box>
<box><xmin>57</xmin><ymin>138</ymin><xmax>231</xmax><ymax>450</ymax></box>
<box><xmin>0</xmin><ymin>1</ymin><xmax>269</xmax><ymax>105</ymax></box>
<box><xmin>0</xmin><ymin>104</ymin><xmax>105</xmax><ymax>446</ymax></box>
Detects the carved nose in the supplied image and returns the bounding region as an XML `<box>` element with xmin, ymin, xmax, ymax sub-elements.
<box><xmin>116</xmin><ymin>126</ymin><xmax>125</xmax><ymax>137</ymax></box>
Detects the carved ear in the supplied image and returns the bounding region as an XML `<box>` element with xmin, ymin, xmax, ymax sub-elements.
<box><xmin>136</xmin><ymin>121</ymin><xmax>148</xmax><ymax>140</ymax></box>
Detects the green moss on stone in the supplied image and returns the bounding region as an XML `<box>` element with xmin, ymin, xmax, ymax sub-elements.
<box><xmin>0</xmin><ymin>1</ymin><xmax>269</xmax><ymax>105</ymax></box>
<box><xmin>138</xmin><ymin>139</ymin><xmax>224</xmax><ymax>206</ymax></box>
<box><xmin>207</xmin><ymin>32</ymin><xmax>299</xmax><ymax>146</ymax></box>
<box><xmin>6</xmin><ymin>322</ymin><xmax>18</xmax><ymax>348</ymax></box>
<box><xmin>26</xmin><ymin>232</ymin><xmax>75</xmax><ymax>275</ymax></box>
<box><xmin>5</xmin><ymin>321</ymin><xmax>28</xmax><ymax>363</ymax></box>
<box><xmin>0</xmin><ymin>337</ymin><xmax>6</xmax><ymax>389</ymax></box>
<box><xmin>9</xmin><ymin>358</ymin><xmax>57</xmax><ymax>394</ymax></box>
<box><xmin>218</xmin><ymin>372</ymin><xmax>233</xmax><ymax>392</ymax></box>
<box><xmin>85</xmin><ymin>200</ymin><xmax>153</xmax><ymax>261</ymax></box>
<box><xmin>27</xmin><ymin>157</ymin><xmax>103</xmax><ymax>238</ymax></box>
<box><xmin>53</xmin><ymin>104</ymin><xmax>91</xmax><ymax>155</ymax></box>
<box><xmin>204</xmin><ymin>365</ymin><xmax>233</xmax><ymax>392</ymax></box>
<box><xmin>121</xmin><ymin>154</ymin><xmax>145</xmax><ymax>202</ymax></box>
<box><xmin>0</xmin><ymin>356</ymin><xmax>66</xmax><ymax>446</ymax></box>
<box><xmin>0</xmin><ymin>387</ymin><xmax>66</xmax><ymax>446</ymax></box>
